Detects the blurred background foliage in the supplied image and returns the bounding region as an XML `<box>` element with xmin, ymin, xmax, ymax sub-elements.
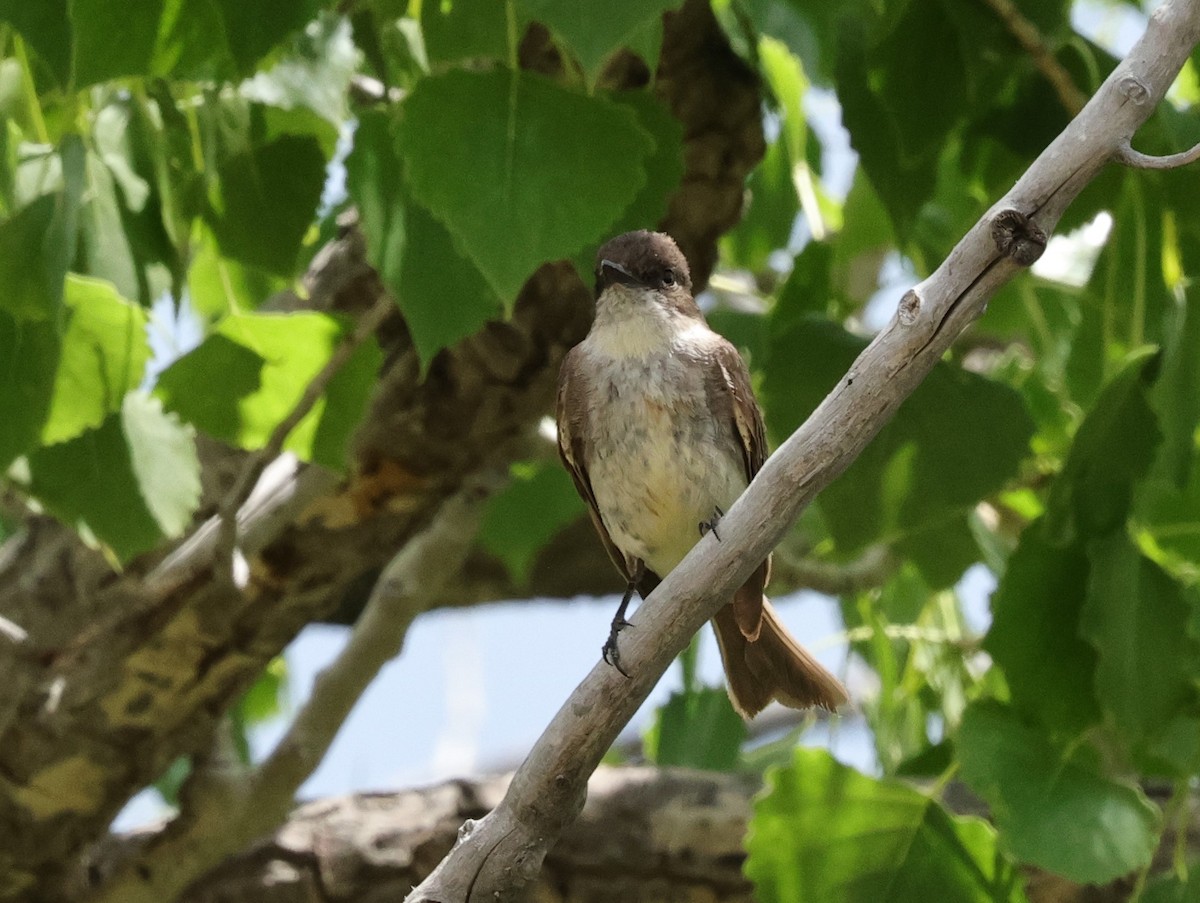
<box><xmin>1</xmin><ymin>0</ymin><xmax>1199</xmax><ymax>898</ymax></box>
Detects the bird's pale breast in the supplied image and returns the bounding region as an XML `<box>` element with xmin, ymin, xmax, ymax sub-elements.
<box><xmin>582</xmin><ymin>331</ymin><xmax>747</xmax><ymax>577</ymax></box>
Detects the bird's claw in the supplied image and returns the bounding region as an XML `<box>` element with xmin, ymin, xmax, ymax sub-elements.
<box><xmin>699</xmin><ymin>505</ymin><xmax>725</xmax><ymax>541</ymax></box>
<box><xmin>602</xmin><ymin>617</ymin><xmax>634</xmax><ymax>678</ymax></box>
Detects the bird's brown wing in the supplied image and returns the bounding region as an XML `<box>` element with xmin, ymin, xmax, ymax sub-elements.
<box><xmin>556</xmin><ymin>348</ymin><xmax>638</xmax><ymax>586</ymax></box>
<box><xmin>706</xmin><ymin>339</ymin><xmax>770</xmax><ymax>640</ymax></box>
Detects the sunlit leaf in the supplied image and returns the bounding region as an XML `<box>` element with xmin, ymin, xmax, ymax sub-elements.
<box><xmin>26</xmin><ymin>392</ymin><xmax>200</xmax><ymax>561</ymax></box>
<box><xmin>42</xmin><ymin>276</ymin><xmax>149</xmax><ymax>445</ymax></box>
<box><xmin>155</xmin><ymin>311</ymin><xmax>381</xmax><ymax>471</ymax></box>
<box><xmin>748</xmin><ymin>748</ymin><xmax>1027</xmax><ymax>903</ymax></box>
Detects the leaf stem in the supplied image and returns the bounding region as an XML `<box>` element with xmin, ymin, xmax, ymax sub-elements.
<box><xmin>505</xmin><ymin>0</ymin><xmax>519</xmax><ymax>71</ymax></box>
<box><xmin>13</xmin><ymin>36</ymin><xmax>50</xmax><ymax>145</ymax></box>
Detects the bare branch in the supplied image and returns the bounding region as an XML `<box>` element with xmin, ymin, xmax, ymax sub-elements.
<box><xmin>1115</xmin><ymin>137</ymin><xmax>1200</xmax><ymax>170</ymax></box>
<box><xmin>212</xmin><ymin>293</ymin><xmax>397</xmax><ymax>578</ymax></box>
<box><xmin>978</xmin><ymin>0</ymin><xmax>1088</xmax><ymax>115</ymax></box>
<box><xmin>407</xmin><ymin>2</ymin><xmax>1200</xmax><ymax>899</ymax></box>
<box><xmin>770</xmin><ymin>544</ymin><xmax>898</xmax><ymax>597</ymax></box>
<box><xmin>86</xmin><ymin>469</ymin><xmax>504</xmax><ymax>903</ymax></box>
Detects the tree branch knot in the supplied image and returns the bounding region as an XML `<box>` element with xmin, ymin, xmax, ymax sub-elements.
<box><xmin>1118</xmin><ymin>75</ymin><xmax>1150</xmax><ymax>105</ymax></box>
<box><xmin>990</xmin><ymin>208</ymin><xmax>1047</xmax><ymax>266</ymax></box>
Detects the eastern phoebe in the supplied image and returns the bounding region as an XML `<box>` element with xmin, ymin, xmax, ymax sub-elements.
<box><xmin>556</xmin><ymin>230</ymin><xmax>848</xmax><ymax>717</ymax></box>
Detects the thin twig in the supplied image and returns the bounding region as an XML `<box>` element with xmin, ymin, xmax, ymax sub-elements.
<box><xmin>87</xmin><ymin>469</ymin><xmax>505</xmax><ymax>903</ymax></box>
<box><xmin>212</xmin><ymin>294</ymin><xmax>395</xmax><ymax>580</ymax></box>
<box><xmin>1115</xmin><ymin>138</ymin><xmax>1200</xmax><ymax>169</ymax></box>
<box><xmin>770</xmin><ymin>544</ymin><xmax>898</xmax><ymax>596</ymax></box>
<box><xmin>978</xmin><ymin>0</ymin><xmax>1088</xmax><ymax>115</ymax></box>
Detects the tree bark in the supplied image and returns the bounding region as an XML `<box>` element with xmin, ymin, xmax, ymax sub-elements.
<box><xmin>71</xmin><ymin>768</ymin><xmax>1187</xmax><ymax>903</ymax></box>
<box><xmin>0</xmin><ymin>2</ymin><xmax>765</xmax><ymax>898</ymax></box>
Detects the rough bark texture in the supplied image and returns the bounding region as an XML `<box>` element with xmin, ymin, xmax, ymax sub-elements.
<box><xmin>0</xmin><ymin>3</ymin><xmax>764</xmax><ymax>898</ymax></box>
<box><xmin>75</xmin><ymin>768</ymin><xmax>1185</xmax><ymax>903</ymax></box>
<box><xmin>169</xmin><ymin>768</ymin><xmax>759</xmax><ymax>903</ymax></box>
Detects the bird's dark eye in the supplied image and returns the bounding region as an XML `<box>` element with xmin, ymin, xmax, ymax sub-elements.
<box><xmin>661</xmin><ymin>269</ymin><xmax>676</xmax><ymax>287</ymax></box>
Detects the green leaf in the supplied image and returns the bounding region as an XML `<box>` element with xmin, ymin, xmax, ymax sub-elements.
<box><xmin>516</xmin><ymin>0</ymin><xmax>682</xmax><ymax>82</ymax></box>
<box><xmin>893</xmin><ymin>514</ymin><xmax>980</xmax><ymax>590</ymax></box>
<box><xmin>398</xmin><ymin>69</ymin><xmax>655</xmax><ymax>303</ymax></box>
<box><xmin>347</xmin><ymin>111</ymin><xmax>501</xmax><ymax>371</ymax></box>
<box><xmin>747</xmin><ymin>747</ymin><xmax>1026</xmax><ymax>903</ymax></box>
<box><xmin>205</xmin><ymin>134</ymin><xmax>327</xmax><ymax>276</ymax></box>
<box><xmin>0</xmin><ymin>196</ymin><xmax>64</xmax><ymax>320</ymax></box>
<box><xmin>420</xmin><ymin>0</ymin><xmax>509</xmax><ymax>67</ymax></box>
<box><xmin>478</xmin><ymin>462</ymin><xmax>584</xmax><ymax>583</ymax></box>
<box><xmin>983</xmin><ymin>523</ymin><xmax>1099</xmax><ymax>735</ymax></box>
<box><xmin>153</xmin><ymin>756</ymin><xmax>191</xmax><ymax>809</ymax></box>
<box><xmin>0</xmin><ymin>313</ymin><xmax>60</xmax><ymax>469</ymax></box>
<box><xmin>1143</xmin><ymin>871</ymin><xmax>1200</xmax><ymax>903</ymax></box>
<box><xmin>1082</xmin><ymin>533</ymin><xmax>1200</xmax><ymax>749</ymax></box>
<box><xmin>0</xmin><ymin>137</ymin><xmax>83</xmax><ymax>322</ymax></box>
<box><xmin>238</xmin><ymin>656</ymin><xmax>287</xmax><ymax>725</ymax></box>
<box><xmin>26</xmin><ymin>392</ymin><xmax>200</xmax><ymax>561</ymax></box>
<box><xmin>70</xmin><ymin>0</ymin><xmax>171</xmax><ymax>85</ymax></box>
<box><xmin>122</xmin><ymin>392</ymin><xmax>203</xmax><ymax>540</ymax></box>
<box><xmin>1152</xmin><ymin>286</ymin><xmax>1200</xmax><ymax>488</ymax></box>
<box><xmin>643</xmin><ymin>686</ymin><xmax>745</xmax><ymax>771</ymax></box>
<box><xmin>1044</xmin><ymin>351</ymin><xmax>1162</xmax><ymax>543</ymax></box>
<box><xmin>187</xmin><ymin>224</ymin><xmax>288</xmax><ymax>319</ymax></box>
<box><xmin>155</xmin><ymin>311</ymin><xmax>381</xmax><ymax>471</ymax></box>
<box><xmin>603</xmin><ymin>91</ymin><xmax>685</xmax><ymax>237</ymax></box>
<box><xmin>720</xmin><ymin>135</ymin><xmax>798</xmax><ymax>274</ymax></box>
<box><xmin>957</xmin><ymin>701</ymin><xmax>1160</xmax><ymax>885</ymax></box>
<box><xmin>1138</xmin><ymin>461</ymin><xmax>1200</xmax><ymax>572</ymax></box>
<box><xmin>70</xmin><ymin>0</ymin><xmax>321</xmax><ymax>85</ymax></box>
<box><xmin>77</xmin><ymin>151</ymin><xmax>141</xmax><ymax>308</ymax></box>
<box><xmin>215</xmin><ymin>0</ymin><xmax>325</xmax><ymax>78</ymax></box>
<box><xmin>395</xmin><ymin>201</ymin><xmax>501</xmax><ymax>372</ymax></box>
<box><xmin>346</xmin><ymin>111</ymin><xmax>406</xmax><ymax>294</ymax></box>
<box><xmin>763</xmin><ymin>317</ymin><xmax>1033</xmax><ymax>551</ymax></box>
<box><xmin>0</xmin><ymin>0</ymin><xmax>71</xmax><ymax>87</ymax></box>
<box><xmin>42</xmin><ymin>276</ymin><xmax>149</xmax><ymax>445</ymax></box>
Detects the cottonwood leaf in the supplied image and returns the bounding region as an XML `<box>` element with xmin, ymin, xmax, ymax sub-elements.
<box><xmin>1082</xmin><ymin>533</ymin><xmax>1200</xmax><ymax>750</ymax></box>
<box><xmin>41</xmin><ymin>276</ymin><xmax>149</xmax><ymax>445</ymax></box>
<box><xmin>398</xmin><ymin>69</ymin><xmax>654</xmax><ymax>303</ymax></box>
<box><xmin>747</xmin><ymin>747</ymin><xmax>1026</xmax><ymax>903</ymax></box>
<box><xmin>983</xmin><ymin>523</ymin><xmax>1100</xmax><ymax>735</ymax></box>
<box><xmin>347</xmin><ymin>111</ymin><xmax>501</xmax><ymax>371</ymax></box>
<box><xmin>957</xmin><ymin>702</ymin><xmax>1160</xmax><ymax>885</ymax></box>
<box><xmin>516</xmin><ymin>0</ymin><xmax>683</xmax><ymax>82</ymax></box>
<box><xmin>155</xmin><ymin>311</ymin><xmax>381</xmax><ymax>471</ymax></box>
<box><xmin>26</xmin><ymin>392</ymin><xmax>200</xmax><ymax>561</ymax></box>
<box><xmin>205</xmin><ymin>134</ymin><xmax>328</xmax><ymax>276</ymax></box>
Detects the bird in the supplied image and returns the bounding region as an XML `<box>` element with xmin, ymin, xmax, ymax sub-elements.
<box><xmin>556</xmin><ymin>229</ymin><xmax>848</xmax><ymax>718</ymax></box>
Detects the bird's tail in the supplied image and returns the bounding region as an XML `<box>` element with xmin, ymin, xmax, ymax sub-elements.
<box><xmin>713</xmin><ymin>597</ymin><xmax>848</xmax><ymax>719</ymax></box>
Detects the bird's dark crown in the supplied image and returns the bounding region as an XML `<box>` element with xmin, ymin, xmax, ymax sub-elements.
<box><xmin>594</xmin><ymin>230</ymin><xmax>693</xmax><ymax>297</ymax></box>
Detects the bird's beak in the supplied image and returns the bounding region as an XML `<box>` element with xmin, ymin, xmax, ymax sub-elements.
<box><xmin>598</xmin><ymin>259</ymin><xmax>642</xmax><ymax>290</ymax></box>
